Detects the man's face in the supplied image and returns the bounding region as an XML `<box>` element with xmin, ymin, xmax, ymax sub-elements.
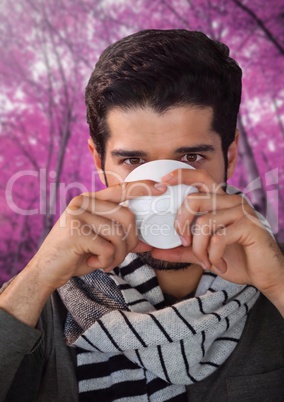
<box><xmin>99</xmin><ymin>105</ymin><xmax>236</xmax><ymax>185</ymax></box>
<box><xmin>89</xmin><ymin>105</ymin><xmax>238</xmax><ymax>270</ymax></box>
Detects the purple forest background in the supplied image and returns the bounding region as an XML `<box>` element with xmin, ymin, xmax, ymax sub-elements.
<box><xmin>0</xmin><ymin>0</ymin><xmax>283</xmax><ymax>285</ymax></box>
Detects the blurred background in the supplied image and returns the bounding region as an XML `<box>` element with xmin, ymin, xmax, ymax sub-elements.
<box><xmin>0</xmin><ymin>0</ymin><xmax>283</xmax><ymax>285</ymax></box>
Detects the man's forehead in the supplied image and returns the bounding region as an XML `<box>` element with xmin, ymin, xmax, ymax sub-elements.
<box><xmin>106</xmin><ymin>104</ymin><xmax>214</xmax><ymax>122</ymax></box>
<box><xmin>105</xmin><ymin>105</ymin><xmax>216</xmax><ymax>145</ymax></box>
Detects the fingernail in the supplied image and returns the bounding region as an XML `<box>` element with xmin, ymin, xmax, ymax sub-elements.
<box><xmin>199</xmin><ymin>261</ymin><xmax>209</xmax><ymax>271</ymax></box>
<box><xmin>161</xmin><ymin>172</ymin><xmax>174</xmax><ymax>182</ymax></box>
<box><xmin>180</xmin><ymin>236</ymin><xmax>189</xmax><ymax>247</ymax></box>
<box><xmin>154</xmin><ymin>183</ymin><xmax>168</xmax><ymax>191</ymax></box>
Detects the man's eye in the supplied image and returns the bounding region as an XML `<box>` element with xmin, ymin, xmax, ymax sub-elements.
<box><xmin>123</xmin><ymin>158</ymin><xmax>145</xmax><ymax>166</ymax></box>
<box><xmin>181</xmin><ymin>154</ymin><xmax>203</xmax><ymax>163</ymax></box>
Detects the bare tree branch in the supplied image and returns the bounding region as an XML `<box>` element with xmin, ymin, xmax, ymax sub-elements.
<box><xmin>160</xmin><ymin>0</ymin><xmax>189</xmax><ymax>27</ymax></box>
<box><xmin>232</xmin><ymin>0</ymin><xmax>284</xmax><ymax>56</ymax></box>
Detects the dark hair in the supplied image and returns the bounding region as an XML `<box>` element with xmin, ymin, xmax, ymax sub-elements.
<box><xmin>85</xmin><ymin>29</ymin><xmax>242</xmax><ymax>165</ymax></box>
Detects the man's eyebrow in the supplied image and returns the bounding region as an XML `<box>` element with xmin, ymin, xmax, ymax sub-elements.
<box><xmin>111</xmin><ymin>149</ymin><xmax>148</xmax><ymax>158</ymax></box>
<box><xmin>175</xmin><ymin>145</ymin><xmax>216</xmax><ymax>153</ymax></box>
<box><xmin>111</xmin><ymin>145</ymin><xmax>215</xmax><ymax>158</ymax></box>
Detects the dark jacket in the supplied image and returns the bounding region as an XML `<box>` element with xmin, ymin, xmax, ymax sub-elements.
<box><xmin>0</xmin><ymin>292</ymin><xmax>284</xmax><ymax>402</ymax></box>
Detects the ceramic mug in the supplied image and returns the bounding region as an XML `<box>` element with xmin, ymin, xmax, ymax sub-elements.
<box><xmin>124</xmin><ymin>159</ymin><xmax>198</xmax><ymax>249</ymax></box>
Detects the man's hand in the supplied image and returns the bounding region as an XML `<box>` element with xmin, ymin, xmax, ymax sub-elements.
<box><xmin>151</xmin><ymin>168</ymin><xmax>284</xmax><ymax>315</ymax></box>
<box><xmin>0</xmin><ymin>180</ymin><xmax>167</xmax><ymax>326</ymax></box>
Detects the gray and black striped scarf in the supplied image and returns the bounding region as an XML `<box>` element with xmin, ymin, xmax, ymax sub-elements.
<box><xmin>59</xmin><ymin>258</ymin><xmax>259</xmax><ymax>401</ymax></box>
<box><xmin>58</xmin><ymin>186</ymin><xmax>272</xmax><ymax>402</ymax></box>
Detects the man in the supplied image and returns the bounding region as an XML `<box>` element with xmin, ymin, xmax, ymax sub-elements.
<box><xmin>0</xmin><ymin>29</ymin><xmax>283</xmax><ymax>402</ymax></box>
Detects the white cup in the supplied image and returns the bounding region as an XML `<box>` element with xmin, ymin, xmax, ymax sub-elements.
<box><xmin>124</xmin><ymin>160</ymin><xmax>198</xmax><ymax>249</ymax></box>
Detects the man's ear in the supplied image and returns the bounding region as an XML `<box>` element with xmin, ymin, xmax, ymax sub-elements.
<box><xmin>88</xmin><ymin>138</ymin><xmax>106</xmax><ymax>185</ymax></box>
<box><xmin>226</xmin><ymin>129</ymin><xmax>239</xmax><ymax>179</ymax></box>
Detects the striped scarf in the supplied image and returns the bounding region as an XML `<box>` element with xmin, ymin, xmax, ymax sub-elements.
<box><xmin>58</xmin><ymin>186</ymin><xmax>272</xmax><ymax>401</ymax></box>
<box><xmin>59</xmin><ymin>256</ymin><xmax>259</xmax><ymax>401</ymax></box>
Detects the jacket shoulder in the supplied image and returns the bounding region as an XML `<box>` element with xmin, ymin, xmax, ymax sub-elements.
<box><xmin>187</xmin><ymin>294</ymin><xmax>284</xmax><ymax>402</ymax></box>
